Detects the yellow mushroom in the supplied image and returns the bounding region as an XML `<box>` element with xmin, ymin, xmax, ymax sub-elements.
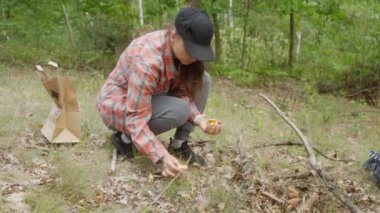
<box><xmin>207</xmin><ymin>119</ymin><xmax>218</xmax><ymax>126</ymax></box>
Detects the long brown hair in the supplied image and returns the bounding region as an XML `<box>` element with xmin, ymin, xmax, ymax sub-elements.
<box><xmin>178</xmin><ymin>61</ymin><xmax>204</xmax><ymax>100</ymax></box>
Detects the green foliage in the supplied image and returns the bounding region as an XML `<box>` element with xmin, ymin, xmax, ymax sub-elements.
<box><xmin>206</xmin><ymin>0</ymin><xmax>380</xmax><ymax>89</ymax></box>
<box><xmin>144</xmin><ymin>0</ymin><xmax>178</xmax><ymax>26</ymax></box>
<box><xmin>1</xmin><ymin>0</ymin><xmax>380</xmax><ymax>91</ymax></box>
<box><xmin>0</xmin><ymin>0</ymin><xmax>135</xmax><ymax>70</ymax></box>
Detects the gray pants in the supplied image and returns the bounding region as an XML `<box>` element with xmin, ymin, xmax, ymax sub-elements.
<box><xmin>111</xmin><ymin>73</ymin><xmax>211</xmax><ymax>141</ymax></box>
<box><xmin>150</xmin><ymin>73</ymin><xmax>211</xmax><ymax>141</ymax></box>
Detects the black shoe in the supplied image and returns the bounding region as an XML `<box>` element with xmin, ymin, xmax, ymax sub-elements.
<box><xmin>111</xmin><ymin>132</ymin><xmax>134</xmax><ymax>158</ymax></box>
<box><xmin>168</xmin><ymin>139</ymin><xmax>206</xmax><ymax>166</ymax></box>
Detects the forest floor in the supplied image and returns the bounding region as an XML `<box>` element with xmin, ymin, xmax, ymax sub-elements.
<box><xmin>1</xmin><ymin>64</ymin><xmax>380</xmax><ymax>212</ymax></box>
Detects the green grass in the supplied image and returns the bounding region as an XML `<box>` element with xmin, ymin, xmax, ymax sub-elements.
<box><xmin>163</xmin><ymin>176</ymin><xmax>191</xmax><ymax>199</ymax></box>
<box><xmin>25</xmin><ymin>187</ymin><xmax>67</xmax><ymax>212</ymax></box>
<box><xmin>207</xmin><ymin>178</ymin><xmax>245</xmax><ymax>212</ymax></box>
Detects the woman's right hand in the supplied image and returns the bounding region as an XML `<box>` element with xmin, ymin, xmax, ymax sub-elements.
<box><xmin>198</xmin><ymin>118</ymin><xmax>222</xmax><ymax>135</ymax></box>
<box><xmin>160</xmin><ymin>152</ymin><xmax>181</xmax><ymax>177</ymax></box>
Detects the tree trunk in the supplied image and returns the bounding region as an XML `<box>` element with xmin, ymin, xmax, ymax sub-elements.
<box><xmin>212</xmin><ymin>12</ymin><xmax>221</xmax><ymax>63</ymax></box>
<box><xmin>228</xmin><ymin>0</ymin><xmax>234</xmax><ymax>28</ymax></box>
<box><xmin>3</xmin><ymin>1</ymin><xmax>10</xmax><ymax>20</ymax></box>
<box><xmin>139</xmin><ymin>0</ymin><xmax>144</xmax><ymax>26</ymax></box>
<box><xmin>288</xmin><ymin>9</ymin><xmax>295</xmax><ymax>68</ymax></box>
<box><xmin>187</xmin><ymin>0</ymin><xmax>201</xmax><ymax>8</ymax></box>
<box><xmin>240</xmin><ymin>0</ymin><xmax>250</xmax><ymax>70</ymax></box>
<box><xmin>295</xmin><ymin>32</ymin><xmax>302</xmax><ymax>62</ymax></box>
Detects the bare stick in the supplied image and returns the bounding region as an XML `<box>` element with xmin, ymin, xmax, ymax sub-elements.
<box><xmin>188</xmin><ymin>140</ymin><xmax>214</xmax><ymax>147</ymax></box>
<box><xmin>260</xmin><ymin>190</ymin><xmax>285</xmax><ymax>204</ymax></box>
<box><xmin>110</xmin><ymin>148</ymin><xmax>117</xmax><ymax>174</ymax></box>
<box><xmin>253</xmin><ymin>141</ymin><xmax>358</xmax><ymax>163</ymax></box>
<box><xmin>153</xmin><ymin>171</ymin><xmax>182</xmax><ymax>203</ymax></box>
<box><xmin>153</xmin><ymin>158</ymin><xmax>191</xmax><ymax>204</ymax></box>
<box><xmin>252</xmin><ymin>140</ymin><xmax>301</xmax><ymax>148</ymax></box>
<box><xmin>259</xmin><ymin>93</ymin><xmax>362</xmax><ymax>213</ymax></box>
<box><xmin>313</xmin><ymin>147</ymin><xmax>358</xmax><ymax>163</ymax></box>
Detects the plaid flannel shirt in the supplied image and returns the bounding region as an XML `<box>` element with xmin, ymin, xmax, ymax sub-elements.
<box><xmin>96</xmin><ymin>30</ymin><xmax>201</xmax><ymax>163</ymax></box>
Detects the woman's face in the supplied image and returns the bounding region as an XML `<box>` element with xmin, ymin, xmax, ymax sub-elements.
<box><xmin>171</xmin><ymin>31</ymin><xmax>196</xmax><ymax>65</ymax></box>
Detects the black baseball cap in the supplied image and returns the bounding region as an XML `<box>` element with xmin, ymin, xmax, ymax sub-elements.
<box><xmin>175</xmin><ymin>7</ymin><xmax>214</xmax><ymax>61</ymax></box>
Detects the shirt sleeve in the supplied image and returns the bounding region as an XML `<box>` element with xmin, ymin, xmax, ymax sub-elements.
<box><xmin>125</xmin><ymin>61</ymin><xmax>168</xmax><ymax>163</ymax></box>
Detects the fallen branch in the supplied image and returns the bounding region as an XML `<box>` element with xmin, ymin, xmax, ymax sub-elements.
<box><xmin>312</xmin><ymin>147</ymin><xmax>358</xmax><ymax>164</ymax></box>
<box><xmin>253</xmin><ymin>141</ymin><xmax>358</xmax><ymax>163</ymax></box>
<box><xmin>110</xmin><ymin>148</ymin><xmax>117</xmax><ymax>174</ymax></box>
<box><xmin>259</xmin><ymin>93</ymin><xmax>362</xmax><ymax>213</ymax></box>
<box><xmin>188</xmin><ymin>140</ymin><xmax>215</xmax><ymax>147</ymax></box>
<box><xmin>252</xmin><ymin>140</ymin><xmax>301</xmax><ymax>148</ymax></box>
<box><xmin>260</xmin><ymin>190</ymin><xmax>286</xmax><ymax>204</ymax></box>
<box><xmin>271</xmin><ymin>171</ymin><xmax>312</xmax><ymax>180</ymax></box>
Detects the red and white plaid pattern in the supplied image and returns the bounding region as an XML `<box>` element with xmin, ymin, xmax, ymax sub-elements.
<box><xmin>96</xmin><ymin>30</ymin><xmax>201</xmax><ymax>163</ymax></box>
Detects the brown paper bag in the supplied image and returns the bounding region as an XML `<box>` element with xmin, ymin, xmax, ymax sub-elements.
<box><xmin>41</xmin><ymin>76</ymin><xmax>81</xmax><ymax>143</ymax></box>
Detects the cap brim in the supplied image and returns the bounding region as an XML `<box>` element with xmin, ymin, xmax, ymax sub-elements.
<box><xmin>183</xmin><ymin>40</ymin><xmax>214</xmax><ymax>61</ymax></box>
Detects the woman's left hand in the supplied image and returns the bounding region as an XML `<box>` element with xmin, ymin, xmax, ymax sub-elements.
<box><xmin>198</xmin><ymin>118</ymin><xmax>222</xmax><ymax>135</ymax></box>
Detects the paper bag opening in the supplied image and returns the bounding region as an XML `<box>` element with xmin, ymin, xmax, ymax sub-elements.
<box><xmin>40</xmin><ymin>75</ymin><xmax>81</xmax><ymax>143</ymax></box>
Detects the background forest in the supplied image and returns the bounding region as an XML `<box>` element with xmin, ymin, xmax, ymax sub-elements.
<box><xmin>1</xmin><ymin>0</ymin><xmax>380</xmax><ymax>212</ymax></box>
<box><xmin>1</xmin><ymin>0</ymin><xmax>380</xmax><ymax>93</ymax></box>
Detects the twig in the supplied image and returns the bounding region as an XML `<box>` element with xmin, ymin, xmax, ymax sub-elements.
<box><xmin>188</xmin><ymin>140</ymin><xmax>214</xmax><ymax>147</ymax></box>
<box><xmin>259</xmin><ymin>93</ymin><xmax>362</xmax><ymax>213</ymax></box>
<box><xmin>313</xmin><ymin>147</ymin><xmax>358</xmax><ymax>164</ymax></box>
<box><xmin>271</xmin><ymin>171</ymin><xmax>312</xmax><ymax>180</ymax></box>
<box><xmin>110</xmin><ymin>148</ymin><xmax>117</xmax><ymax>174</ymax></box>
<box><xmin>153</xmin><ymin>171</ymin><xmax>182</xmax><ymax>203</ymax></box>
<box><xmin>253</xmin><ymin>141</ymin><xmax>359</xmax><ymax>163</ymax></box>
<box><xmin>153</xmin><ymin>158</ymin><xmax>191</xmax><ymax>204</ymax></box>
<box><xmin>260</xmin><ymin>190</ymin><xmax>286</xmax><ymax>204</ymax></box>
<box><xmin>252</xmin><ymin>141</ymin><xmax>301</xmax><ymax>148</ymax></box>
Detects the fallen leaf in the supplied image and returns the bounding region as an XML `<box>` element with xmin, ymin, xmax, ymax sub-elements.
<box><xmin>287</xmin><ymin>197</ymin><xmax>301</xmax><ymax>210</ymax></box>
<box><xmin>148</xmin><ymin>173</ymin><xmax>154</xmax><ymax>184</ymax></box>
<box><xmin>288</xmin><ymin>186</ymin><xmax>300</xmax><ymax>199</ymax></box>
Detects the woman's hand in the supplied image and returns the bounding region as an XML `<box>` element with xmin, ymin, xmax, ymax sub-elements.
<box><xmin>198</xmin><ymin>117</ymin><xmax>222</xmax><ymax>135</ymax></box>
<box><xmin>160</xmin><ymin>152</ymin><xmax>182</xmax><ymax>177</ymax></box>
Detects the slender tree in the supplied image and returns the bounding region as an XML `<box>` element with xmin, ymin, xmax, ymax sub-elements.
<box><xmin>61</xmin><ymin>0</ymin><xmax>75</xmax><ymax>48</ymax></box>
<box><xmin>240</xmin><ymin>0</ymin><xmax>250</xmax><ymax>70</ymax></box>
<box><xmin>139</xmin><ymin>0</ymin><xmax>144</xmax><ymax>26</ymax></box>
<box><xmin>187</xmin><ymin>0</ymin><xmax>200</xmax><ymax>8</ymax></box>
<box><xmin>212</xmin><ymin>12</ymin><xmax>221</xmax><ymax>63</ymax></box>
<box><xmin>288</xmin><ymin>8</ymin><xmax>295</xmax><ymax>68</ymax></box>
<box><xmin>228</xmin><ymin>0</ymin><xmax>234</xmax><ymax>28</ymax></box>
